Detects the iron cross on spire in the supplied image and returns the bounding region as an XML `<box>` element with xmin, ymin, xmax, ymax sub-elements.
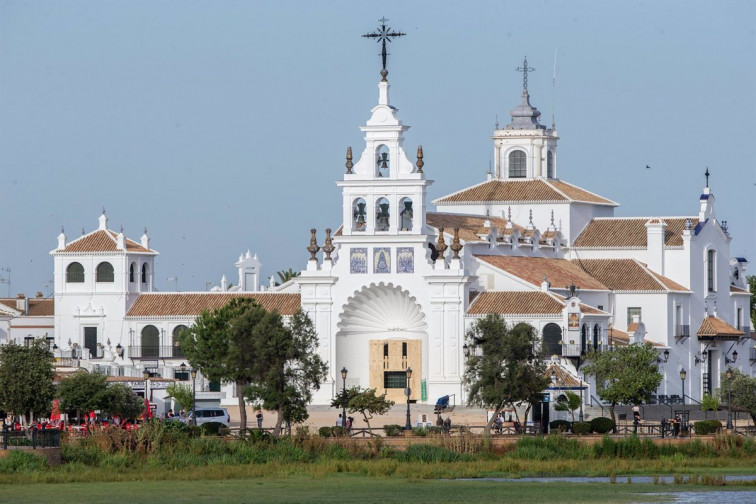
<box><xmin>516</xmin><ymin>56</ymin><xmax>535</xmax><ymax>92</ymax></box>
<box><xmin>362</xmin><ymin>17</ymin><xmax>405</xmax><ymax>80</ymax></box>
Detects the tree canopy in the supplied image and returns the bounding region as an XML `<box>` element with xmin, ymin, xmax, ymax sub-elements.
<box><xmin>717</xmin><ymin>368</ymin><xmax>756</xmax><ymax>424</ymax></box>
<box><xmin>57</xmin><ymin>371</ymin><xmax>144</xmax><ymax>420</ymax></box>
<box><xmin>463</xmin><ymin>315</ymin><xmax>549</xmax><ymax>433</ymax></box>
<box><xmin>331</xmin><ymin>386</ymin><xmax>394</xmax><ymax>430</ymax></box>
<box><xmin>0</xmin><ymin>340</ymin><xmax>55</xmax><ymax>422</ymax></box>
<box><xmin>244</xmin><ymin>309</ymin><xmax>328</xmax><ymax>436</ymax></box>
<box><xmin>165</xmin><ymin>383</ymin><xmax>194</xmax><ymax>413</ymax></box>
<box><xmin>554</xmin><ymin>391</ymin><xmax>582</xmax><ymax>423</ymax></box>
<box><xmin>583</xmin><ymin>343</ymin><xmax>662</xmax><ymax>426</ymax></box>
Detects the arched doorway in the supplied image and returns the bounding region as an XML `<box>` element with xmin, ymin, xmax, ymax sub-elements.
<box><xmin>542</xmin><ymin>323</ymin><xmax>562</xmax><ymax>356</ymax></box>
<box><xmin>336</xmin><ymin>283</ymin><xmax>427</xmax><ymax>403</ymax></box>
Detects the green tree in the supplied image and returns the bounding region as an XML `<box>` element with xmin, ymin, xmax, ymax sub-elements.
<box><xmin>179</xmin><ymin>297</ymin><xmax>264</xmax><ymax>433</ymax></box>
<box><xmin>463</xmin><ymin>315</ymin><xmax>549</xmax><ymax>434</ymax></box>
<box><xmin>275</xmin><ymin>268</ymin><xmax>301</xmax><ymax>286</ymax></box>
<box><xmin>56</xmin><ymin>371</ymin><xmax>108</xmax><ymax>420</ymax></box>
<box><xmin>583</xmin><ymin>343</ymin><xmax>662</xmax><ymax>428</ymax></box>
<box><xmin>347</xmin><ymin>388</ymin><xmax>395</xmax><ymax>430</ymax></box>
<box><xmin>700</xmin><ymin>393</ymin><xmax>721</xmax><ymax>420</ymax></box>
<box><xmin>717</xmin><ymin>369</ymin><xmax>756</xmax><ymax>424</ymax></box>
<box><xmin>0</xmin><ymin>340</ymin><xmax>55</xmax><ymax>423</ymax></box>
<box><xmin>554</xmin><ymin>390</ymin><xmax>582</xmax><ymax>423</ymax></box>
<box><xmin>98</xmin><ymin>384</ymin><xmax>144</xmax><ymax>420</ymax></box>
<box><xmin>244</xmin><ymin>310</ymin><xmax>328</xmax><ymax>436</ymax></box>
<box><xmin>165</xmin><ymin>383</ymin><xmax>194</xmax><ymax>413</ymax></box>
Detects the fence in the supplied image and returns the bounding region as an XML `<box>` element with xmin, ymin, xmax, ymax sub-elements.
<box><xmin>128</xmin><ymin>346</ymin><xmax>186</xmax><ymax>359</ymax></box>
<box><xmin>1</xmin><ymin>428</ymin><xmax>61</xmax><ymax>449</ymax></box>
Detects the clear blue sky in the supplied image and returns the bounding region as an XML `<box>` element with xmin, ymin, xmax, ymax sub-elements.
<box><xmin>1</xmin><ymin>0</ymin><xmax>754</xmax><ymax>295</ymax></box>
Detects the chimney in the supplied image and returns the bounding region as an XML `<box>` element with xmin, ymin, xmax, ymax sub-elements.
<box><xmin>644</xmin><ymin>218</ymin><xmax>667</xmax><ymax>275</ymax></box>
<box><xmin>140</xmin><ymin>228</ymin><xmax>150</xmax><ymax>249</ymax></box>
<box><xmin>116</xmin><ymin>230</ymin><xmax>125</xmax><ymax>250</ymax></box>
<box><xmin>57</xmin><ymin>227</ymin><xmax>66</xmax><ymax>250</ymax></box>
<box><xmin>16</xmin><ymin>293</ymin><xmax>26</xmax><ymax>313</ymax></box>
<box><xmin>36</xmin><ymin>292</ymin><xmax>43</xmax><ymax>298</ymax></box>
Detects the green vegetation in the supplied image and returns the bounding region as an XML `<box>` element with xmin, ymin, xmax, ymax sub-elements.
<box><xmin>57</xmin><ymin>371</ymin><xmax>144</xmax><ymax>420</ymax></box>
<box><xmin>717</xmin><ymin>369</ymin><xmax>756</xmax><ymax>424</ymax></box>
<box><xmin>0</xmin><ymin>340</ymin><xmax>55</xmax><ymax>422</ymax></box>
<box><xmin>464</xmin><ymin>315</ymin><xmax>549</xmax><ymax>434</ymax></box>
<box><xmin>164</xmin><ymin>383</ymin><xmax>194</xmax><ymax>413</ymax></box>
<box><xmin>694</xmin><ymin>420</ymin><xmax>723</xmax><ymax>435</ymax></box>
<box><xmin>590</xmin><ymin>417</ymin><xmax>616</xmax><ymax>434</ymax></box>
<box><xmin>554</xmin><ymin>391</ymin><xmax>582</xmax><ymax>423</ymax></box>
<box><xmin>331</xmin><ymin>386</ymin><xmax>395</xmax><ymax>430</ymax></box>
<box><xmin>584</xmin><ymin>343</ymin><xmax>663</xmax><ymax>427</ymax></box>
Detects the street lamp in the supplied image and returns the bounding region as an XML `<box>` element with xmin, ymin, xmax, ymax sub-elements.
<box><xmin>680</xmin><ymin>368</ymin><xmax>687</xmax><ymax>434</ymax></box>
<box><xmin>726</xmin><ymin>367</ymin><xmax>734</xmax><ymax>430</ymax></box>
<box><xmin>340</xmin><ymin>367</ymin><xmax>348</xmax><ymax>434</ymax></box>
<box><xmin>404</xmin><ymin>367</ymin><xmax>413</xmax><ymax>431</ymax></box>
<box><xmin>143</xmin><ymin>369</ymin><xmax>150</xmax><ymax>419</ymax></box>
<box><xmin>579</xmin><ymin>375</ymin><xmax>585</xmax><ymax>422</ymax></box>
<box><xmin>190</xmin><ymin>368</ymin><xmax>198</xmax><ymax>426</ymax></box>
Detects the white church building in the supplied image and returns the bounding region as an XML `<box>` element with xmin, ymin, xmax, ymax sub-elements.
<box><xmin>2</xmin><ymin>53</ymin><xmax>752</xmax><ymax>417</ymax></box>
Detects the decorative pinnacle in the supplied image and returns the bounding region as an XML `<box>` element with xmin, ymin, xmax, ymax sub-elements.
<box><xmin>102</xmin><ymin>206</ymin><xmax>106</xmax><ymax>215</ymax></box>
<box><xmin>416</xmin><ymin>145</ymin><xmax>424</xmax><ymax>173</ymax></box>
<box><xmin>436</xmin><ymin>228</ymin><xmax>448</xmax><ymax>261</ymax></box>
<box><xmin>362</xmin><ymin>17</ymin><xmax>405</xmax><ymax>80</ymax></box>
<box><xmin>550</xmin><ymin>210</ymin><xmax>555</xmax><ymax>227</ymax></box>
<box><xmin>322</xmin><ymin>228</ymin><xmax>335</xmax><ymax>261</ymax></box>
<box><xmin>60</xmin><ymin>225</ymin><xmax>65</xmax><ymax>234</ymax></box>
<box><xmin>345</xmin><ymin>147</ymin><xmax>353</xmax><ymax>174</ymax></box>
<box><xmin>507</xmin><ymin>206</ymin><xmax>512</xmax><ymax>221</ymax></box>
<box><xmin>307</xmin><ymin>229</ymin><xmax>320</xmax><ymax>261</ymax></box>
<box><xmin>451</xmin><ymin>228</ymin><xmax>463</xmax><ymax>259</ymax></box>
<box><xmin>516</xmin><ymin>56</ymin><xmax>535</xmax><ymax>93</ymax></box>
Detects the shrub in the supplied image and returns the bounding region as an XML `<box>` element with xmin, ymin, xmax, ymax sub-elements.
<box><xmin>0</xmin><ymin>450</ymin><xmax>48</xmax><ymax>473</ymax></box>
<box><xmin>200</xmin><ymin>422</ymin><xmax>224</xmax><ymax>436</ymax></box>
<box><xmin>383</xmin><ymin>424</ymin><xmax>403</xmax><ymax>436</ymax></box>
<box><xmin>572</xmin><ymin>421</ymin><xmax>591</xmax><ymax>435</ymax></box>
<box><xmin>549</xmin><ymin>420</ymin><xmax>571</xmax><ymax>433</ymax></box>
<box><xmin>318</xmin><ymin>426</ymin><xmax>333</xmax><ymax>437</ymax></box>
<box><xmin>412</xmin><ymin>427</ymin><xmax>428</xmax><ymax>437</ymax></box>
<box><xmin>694</xmin><ymin>419</ymin><xmax>723</xmax><ymax>435</ymax></box>
<box><xmin>590</xmin><ymin>417</ymin><xmax>615</xmax><ymax>434</ymax></box>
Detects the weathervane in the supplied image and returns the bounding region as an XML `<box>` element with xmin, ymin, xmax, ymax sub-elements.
<box><xmin>516</xmin><ymin>56</ymin><xmax>535</xmax><ymax>92</ymax></box>
<box><xmin>362</xmin><ymin>17</ymin><xmax>405</xmax><ymax>80</ymax></box>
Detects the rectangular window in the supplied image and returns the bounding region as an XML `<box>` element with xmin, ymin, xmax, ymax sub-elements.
<box><xmin>24</xmin><ymin>336</ymin><xmax>35</xmax><ymax>347</ymax></box>
<box><xmin>384</xmin><ymin>371</ymin><xmax>407</xmax><ymax>389</ymax></box>
<box><xmin>174</xmin><ymin>371</ymin><xmax>189</xmax><ymax>381</ymax></box>
<box><xmin>209</xmin><ymin>380</ymin><xmax>221</xmax><ymax>392</ymax></box>
<box><xmin>597</xmin><ymin>305</ymin><xmax>604</xmax><ymax>311</ymax></box>
<box><xmin>707</xmin><ymin>249</ymin><xmax>716</xmax><ymax>292</ymax></box>
<box><xmin>737</xmin><ymin>308</ymin><xmax>743</xmax><ymax>330</ymax></box>
<box><xmin>627</xmin><ymin>307</ymin><xmax>641</xmax><ymax>325</ymax></box>
<box><xmin>84</xmin><ymin>327</ymin><xmax>97</xmax><ymax>354</ymax></box>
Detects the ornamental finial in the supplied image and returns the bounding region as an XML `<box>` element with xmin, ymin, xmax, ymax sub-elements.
<box><xmin>346</xmin><ymin>147</ymin><xmax>353</xmax><ymax>174</ymax></box>
<box><xmin>416</xmin><ymin>145</ymin><xmax>424</xmax><ymax>173</ymax></box>
<box><xmin>307</xmin><ymin>229</ymin><xmax>320</xmax><ymax>261</ymax></box>
<box><xmin>362</xmin><ymin>18</ymin><xmax>406</xmax><ymax>80</ymax></box>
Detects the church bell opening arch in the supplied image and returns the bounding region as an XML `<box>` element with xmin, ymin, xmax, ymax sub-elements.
<box><xmin>336</xmin><ymin>283</ymin><xmax>427</xmax><ymax>403</ymax></box>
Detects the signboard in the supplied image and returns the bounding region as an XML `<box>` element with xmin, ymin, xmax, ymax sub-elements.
<box><xmin>568</xmin><ymin>312</ymin><xmax>580</xmax><ymax>330</ymax></box>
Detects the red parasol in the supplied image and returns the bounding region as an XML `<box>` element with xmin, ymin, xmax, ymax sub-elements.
<box><xmin>50</xmin><ymin>399</ymin><xmax>61</xmax><ymax>421</ymax></box>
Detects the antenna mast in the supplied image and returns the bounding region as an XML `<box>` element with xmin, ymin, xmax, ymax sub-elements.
<box><xmin>551</xmin><ymin>48</ymin><xmax>557</xmax><ymax>129</ymax></box>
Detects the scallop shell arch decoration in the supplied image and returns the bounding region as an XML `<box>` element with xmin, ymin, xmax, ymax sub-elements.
<box><xmin>337</xmin><ymin>283</ymin><xmax>427</xmax><ymax>336</ymax></box>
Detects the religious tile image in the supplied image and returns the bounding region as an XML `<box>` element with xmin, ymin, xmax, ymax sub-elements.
<box><xmin>350</xmin><ymin>248</ymin><xmax>367</xmax><ymax>274</ymax></box>
<box><xmin>373</xmin><ymin>247</ymin><xmax>391</xmax><ymax>274</ymax></box>
<box><xmin>397</xmin><ymin>247</ymin><xmax>414</xmax><ymax>273</ymax></box>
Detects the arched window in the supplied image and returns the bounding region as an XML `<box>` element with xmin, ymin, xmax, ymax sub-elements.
<box><xmin>508</xmin><ymin>150</ymin><xmax>527</xmax><ymax>178</ymax></box>
<box><xmin>141</xmin><ymin>325</ymin><xmax>159</xmax><ymax>358</ymax></box>
<box><xmin>399</xmin><ymin>197</ymin><xmax>413</xmax><ymax>231</ymax></box>
<box><xmin>129</xmin><ymin>263</ymin><xmax>135</xmax><ymax>283</ymax></box>
<box><xmin>542</xmin><ymin>323</ymin><xmax>562</xmax><ymax>356</ymax></box>
<box><xmin>352</xmin><ymin>197</ymin><xmax>367</xmax><ymax>232</ymax></box>
<box><xmin>66</xmin><ymin>262</ymin><xmax>85</xmax><ymax>283</ymax></box>
<box><xmin>376</xmin><ymin>144</ymin><xmax>390</xmax><ymax>177</ymax></box>
<box><xmin>593</xmin><ymin>324</ymin><xmax>600</xmax><ymax>350</ymax></box>
<box><xmin>141</xmin><ymin>263</ymin><xmax>149</xmax><ymax>284</ymax></box>
<box><xmin>172</xmin><ymin>325</ymin><xmax>188</xmax><ymax>358</ymax></box>
<box><xmin>96</xmin><ymin>262</ymin><xmax>114</xmax><ymax>283</ymax></box>
<box><xmin>546</xmin><ymin>151</ymin><xmax>554</xmax><ymax>178</ymax></box>
<box><xmin>375</xmin><ymin>197</ymin><xmax>390</xmax><ymax>231</ymax></box>
<box><xmin>707</xmin><ymin>249</ymin><xmax>716</xmax><ymax>292</ymax></box>
<box><xmin>581</xmin><ymin>324</ymin><xmax>588</xmax><ymax>354</ymax></box>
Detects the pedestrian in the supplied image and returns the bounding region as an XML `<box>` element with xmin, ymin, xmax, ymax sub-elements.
<box><xmin>443</xmin><ymin>416</ymin><xmax>451</xmax><ymax>434</ymax></box>
<box><xmin>336</xmin><ymin>413</ymin><xmax>343</xmax><ymax>427</ymax></box>
<box><xmin>256</xmin><ymin>409</ymin><xmax>263</xmax><ymax>429</ymax></box>
<box><xmin>346</xmin><ymin>416</ymin><xmax>354</xmax><ymax>432</ymax></box>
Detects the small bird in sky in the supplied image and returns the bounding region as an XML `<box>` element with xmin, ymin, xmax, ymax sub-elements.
<box><xmin>645</xmin><ymin>165</ymin><xmax>651</xmax><ymax>169</ymax></box>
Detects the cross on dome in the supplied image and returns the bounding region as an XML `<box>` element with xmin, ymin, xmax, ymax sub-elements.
<box><xmin>516</xmin><ymin>56</ymin><xmax>535</xmax><ymax>93</ymax></box>
<box><xmin>362</xmin><ymin>17</ymin><xmax>406</xmax><ymax>81</ymax></box>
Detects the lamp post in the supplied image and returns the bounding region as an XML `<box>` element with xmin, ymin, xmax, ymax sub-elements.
<box><xmin>340</xmin><ymin>367</ymin><xmax>348</xmax><ymax>434</ymax></box>
<box><xmin>404</xmin><ymin>367</ymin><xmax>413</xmax><ymax>431</ymax></box>
<box><xmin>680</xmin><ymin>368</ymin><xmax>687</xmax><ymax>434</ymax></box>
<box><xmin>579</xmin><ymin>375</ymin><xmax>585</xmax><ymax>422</ymax></box>
<box><xmin>726</xmin><ymin>367</ymin><xmax>734</xmax><ymax>430</ymax></box>
<box><xmin>190</xmin><ymin>368</ymin><xmax>197</xmax><ymax>426</ymax></box>
<box><xmin>178</xmin><ymin>362</ymin><xmax>187</xmax><ymax>416</ymax></box>
<box><xmin>142</xmin><ymin>369</ymin><xmax>150</xmax><ymax>419</ymax></box>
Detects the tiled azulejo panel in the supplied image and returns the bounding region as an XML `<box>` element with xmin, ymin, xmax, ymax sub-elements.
<box><xmin>397</xmin><ymin>247</ymin><xmax>414</xmax><ymax>273</ymax></box>
<box><xmin>350</xmin><ymin>248</ymin><xmax>367</xmax><ymax>274</ymax></box>
<box><xmin>373</xmin><ymin>247</ymin><xmax>391</xmax><ymax>274</ymax></box>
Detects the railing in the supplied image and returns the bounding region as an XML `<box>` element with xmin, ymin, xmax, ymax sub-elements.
<box><xmin>1</xmin><ymin>428</ymin><xmax>61</xmax><ymax>449</ymax></box>
<box><xmin>56</xmin><ymin>357</ymin><xmax>80</xmax><ymax>367</ymax></box>
<box><xmin>128</xmin><ymin>346</ymin><xmax>185</xmax><ymax>359</ymax></box>
<box><xmin>561</xmin><ymin>344</ymin><xmax>584</xmax><ymax>357</ymax></box>
<box><xmin>675</xmin><ymin>325</ymin><xmax>690</xmax><ymax>338</ymax></box>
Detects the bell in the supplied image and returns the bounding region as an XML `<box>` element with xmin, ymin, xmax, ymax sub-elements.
<box><xmin>377</xmin><ymin>203</ymin><xmax>390</xmax><ymax>230</ymax></box>
<box><xmin>354</xmin><ymin>202</ymin><xmax>367</xmax><ymax>229</ymax></box>
<box><xmin>378</xmin><ymin>152</ymin><xmax>389</xmax><ymax>169</ymax></box>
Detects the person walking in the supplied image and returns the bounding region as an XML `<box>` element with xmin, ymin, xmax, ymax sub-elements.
<box><xmin>256</xmin><ymin>409</ymin><xmax>263</xmax><ymax>429</ymax></box>
<box><xmin>336</xmin><ymin>414</ymin><xmax>343</xmax><ymax>427</ymax></box>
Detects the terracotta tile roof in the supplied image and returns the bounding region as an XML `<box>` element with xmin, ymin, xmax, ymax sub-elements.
<box><xmin>434</xmin><ymin>179</ymin><xmax>616</xmax><ymax>206</ymax></box>
<box><xmin>475</xmin><ymin>255</ymin><xmax>607</xmax><ymax>290</ymax></box>
<box><xmin>627</xmin><ymin>322</ymin><xmax>639</xmax><ymax>333</ymax></box>
<box><xmin>126</xmin><ymin>292</ymin><xmax>301</xmax><ymax>318</ymax></box>
<box><xmin>609</xmin><ymin>328</ymin><xmax>631</xmax><ymax>345</ymax></box>
<box><xmin>59</xmin><ymin>229</ymin><xmax>154</xmax><ymax>254</ymax></box>
<box><xmin>549</xmin><ymin>293</ymin><xmax>608</xmax><ymax>315</ymax></box>
<box><xmin>697</xmin><ymin>316</ymin><xmax>744</xmax><ymax>340</ymax></box>
<box><xmin>427</xmin><ymin>213</ymin><xmax>522</xmax><ymax>243</ymax></box>
<box><xmin>573</xmin><ymin>217</ymin><xmax>697</xmax><ymax>248</ymax></box>
<box><xmin>106</xmin><ymin>376</ymin><xmax>177</xmax><ymax>383</ymax></box>
<box><xmin>545</xmin><ymin>362</ymin><xmax>583</xmax><ymax>388</ymax></box>
<box><xmin>0</xmin><ymin>297</ymin><xmax>54</xmax><ymax>316</ymax></box>
<box><xmin>467</xmin><ymin>291</ymin><xmax>564</xmax><ymax>315</ymax></box>
<box><xmin>730</xmin><ymin>285</ymin><xmax>750</xmax><ymax>294</ymax></box>
<box><xmin>572</xmin><ymin>259</ymin><xmax>689</xmax><ymax>292</ymax></box>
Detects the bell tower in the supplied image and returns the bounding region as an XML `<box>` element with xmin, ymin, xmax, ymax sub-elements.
<box><xmin>493</xmin><ymin>57</ymin><xmax>559</xmax><ymax>180</ymax></box>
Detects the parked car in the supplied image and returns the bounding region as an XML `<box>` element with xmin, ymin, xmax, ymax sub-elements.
<box><xmin>186</xmin><ymin>408</ymin><xmax>230</xmax><ymax>427</ymax></box>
